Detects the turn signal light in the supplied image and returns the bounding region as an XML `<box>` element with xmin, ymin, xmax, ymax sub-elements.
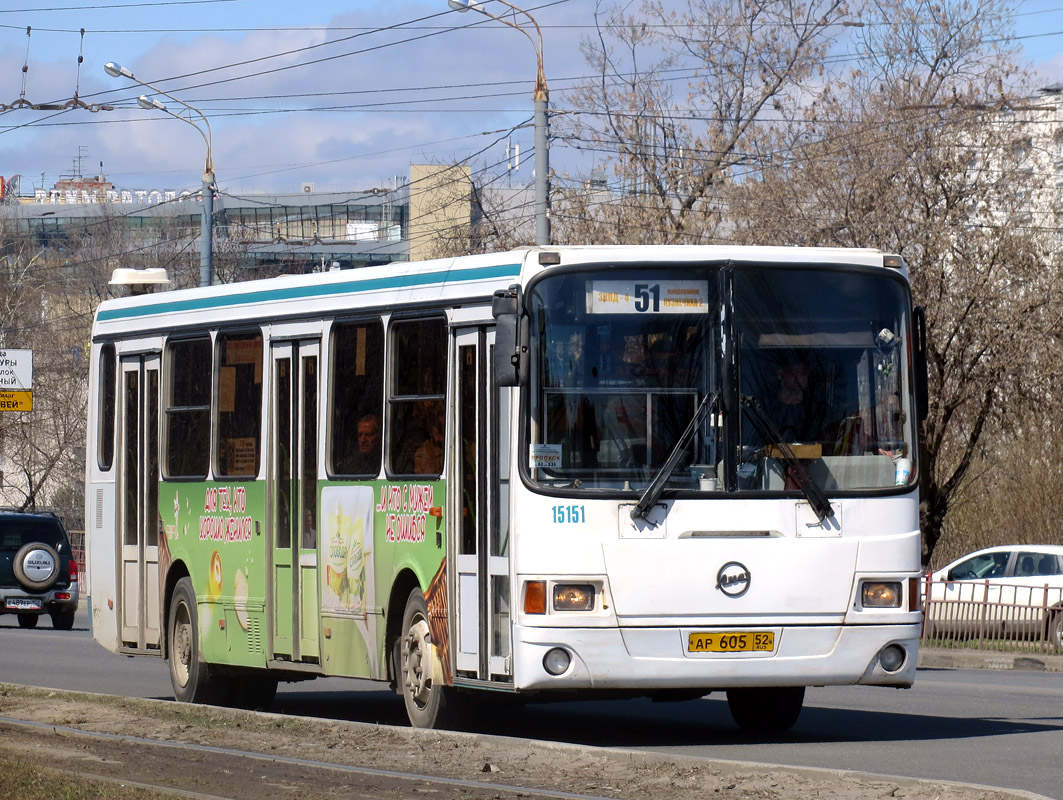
<box><xmin>862</xmin><ymin>581</ymin><xmax>901</xmax><ymax>608</ymax></box>
<box><xmin>524</xmin><ymin>580</ymin><xmax>546</xmax><ymax>614</ymax></box>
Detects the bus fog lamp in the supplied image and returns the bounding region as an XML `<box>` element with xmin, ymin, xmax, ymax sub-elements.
<box><xmin>543</xmin><ymin>647</ymin><xmax>572</xmax><ymax>676</ymax></box>
<box><xmin>878</xmin><ymin>644</ymin><xmax>906</xmax><ymax>673</ymax></box>
<box><xmin>553</xmin><ymin>584</ymin><xmax>594</xmax><ymax>611</ymax></box>
<box><xmin>862</xmin><ymin>581</ymin><xmax>901</xmax><ymax>608</ymax></box>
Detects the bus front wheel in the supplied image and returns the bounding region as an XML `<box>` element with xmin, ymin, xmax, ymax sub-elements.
<box><xmin>168</xmin><ymin>577</ymin><xmax>231</xmax><ymax>705</ymax></box>
<box><xmin>726</xmin><ymin>686</ymin><xmax>805</xmax><ymax>734</ymax></box>
<box><xmin>398</xmin><ymin>587</ymin><xmax>458</xmax><ymax>729</ymax></box>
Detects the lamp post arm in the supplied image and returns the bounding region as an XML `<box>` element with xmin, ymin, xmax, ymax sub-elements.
<box><xmin>145</xmin><ymin>101</ymin><xmax>213</xmax><ymax>175</ymax></box>
<box><xmin>494</xmin><ymin>0</ymin><xmax>545</xmax><ymax>95</ymax></box>
<box><xmin>466</xmin><ymin>1</ymin><xmax>546</xmax><ymax>100</ymax></box>
<box><xmin>130</xmin><ymin>76</ymin><xmax>213</xmax><ymax>174</ymax></box>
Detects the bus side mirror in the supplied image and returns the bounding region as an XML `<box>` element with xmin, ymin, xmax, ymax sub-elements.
<box><xmin>492</xmin><ymin>285</ymin><xmax>526</xmax><ymax>387</ymax></box>
<box><xmin>913</xmin><ymin>305</ymin><xmax>929</xmax><ymax>422</ymax></box>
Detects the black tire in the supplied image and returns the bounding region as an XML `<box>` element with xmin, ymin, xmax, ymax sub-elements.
<box><xmin>50</xmin><ymin>610</ymin><xmax>76</xmax><ymax>630</ymax></box>
<box><xmin>726</xmin><ymin>686</ymin><xmax>805</xmax><ymax>734</ymax></box>
<box><xmin>231</xmin><ymin>675</ymin><xmax>279</xmax><ymax>710</ymax></box>
<box><xmin>17</xmin><ymin>613</ymin><xmax>39</xmax><ymax>629</ymax></box>
<box><xmin>168</xmin><ymin>577</ymin><xmax>231</xmax><ymax>705</ymax></box>
<box><xmin>13</xmin><ymin>542</ymin><xmax>60</xmax><ymax>592</ymax></box>
<box><xmin>397</xmin><ymin>587</ymin><xmax>459</xmax><ymax>729</ymax></box>
<box><xmin>1048</xmin><ymin>607</ymin><xmax>1063</xmax><ymax>650</ymax></box>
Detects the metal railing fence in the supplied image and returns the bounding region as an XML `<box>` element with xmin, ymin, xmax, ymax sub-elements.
<box><xmin>921</xmin><ymin>575</ymin><xmax>1063</xmax><ymax>655</ymax></box>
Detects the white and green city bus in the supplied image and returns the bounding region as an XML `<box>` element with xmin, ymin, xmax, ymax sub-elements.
<box><xmin>85</xmin><ymin>245</ymin><xmax>926</xmax><ymax>731</ymax></box>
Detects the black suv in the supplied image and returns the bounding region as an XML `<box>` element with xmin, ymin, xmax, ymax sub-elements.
<box><xmin>0</xmin><ymin>511</ymin><xmax>79</xmax><ymax>629</ymax></box>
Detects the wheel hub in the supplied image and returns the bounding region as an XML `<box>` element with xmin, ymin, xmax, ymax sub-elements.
<box><xmin>403</xmin><ymin>617</ymin><xmax>433</xmax><ymax>707</ymax></box>
<box><xmin>173</xmin><ymin>607</ymin><xmax>192</xmax><ymax>686</ymax></box>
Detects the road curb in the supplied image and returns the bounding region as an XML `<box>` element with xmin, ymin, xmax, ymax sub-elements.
<box><xmin>918</xmin><ymin>646</ymin><xmax>1063</xmax><ymax>672</ymax></box>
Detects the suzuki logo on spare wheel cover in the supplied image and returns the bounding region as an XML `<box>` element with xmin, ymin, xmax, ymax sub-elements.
<box><xmin>716</xmin><ymin>561</ymin><xmax>751</xmax><ymax>597</ymax></box>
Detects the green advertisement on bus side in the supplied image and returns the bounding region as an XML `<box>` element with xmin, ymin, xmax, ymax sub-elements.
<box><xmin>157</xmin><ymin>479</ymin><xmax>447</xmax><ymax>680</ymax></box>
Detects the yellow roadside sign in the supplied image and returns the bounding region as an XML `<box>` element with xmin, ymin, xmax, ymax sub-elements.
<box><xmin>0</xmin><ymin>390</ymin><xmax>32</xmax><ymax>412</ymax></box>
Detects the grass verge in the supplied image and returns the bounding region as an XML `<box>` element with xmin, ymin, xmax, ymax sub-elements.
<box><xmin>0</xmin><ymin>756</ymin><xmax>183</xmax><ymax>800</ymax></box>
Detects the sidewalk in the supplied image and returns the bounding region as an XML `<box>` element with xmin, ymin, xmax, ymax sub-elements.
<box><xmin>918</xmin><ymin>646</ymin><xmax>1063</xmax><ymax>672</ymax></box>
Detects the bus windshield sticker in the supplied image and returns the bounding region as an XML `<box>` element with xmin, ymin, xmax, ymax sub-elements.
<box><xmin>588</xmin><ymin>280</ymin><xmax>709</xmax><ymax>315</ymax></box>
<box><xmin>530</xmin><ymin>443</ymin><xmax>562</xmax><ymax>469</ymax></box>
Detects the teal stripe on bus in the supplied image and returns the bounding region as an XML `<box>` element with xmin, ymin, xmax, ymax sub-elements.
<box><xmin>96</xmin><ymin>262</ymin><xmax>523</xmax><ymax>322</ymax></box>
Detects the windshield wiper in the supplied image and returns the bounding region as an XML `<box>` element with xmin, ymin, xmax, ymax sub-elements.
<box><xmin>631</xmin><ymin>392</ymin><xmax>717</xmax><ymax>522</ymax></box>
<box><xmin>740</xmin><ymin>394</ymin><xmax>834</xmax><ymax>523</ymax></box>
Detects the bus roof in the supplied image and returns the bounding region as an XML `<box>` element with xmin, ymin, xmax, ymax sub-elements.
<box><xmin>92</xmin><ymin>245</ymin><xmax>904</xmax><ymax>339</ymax></box>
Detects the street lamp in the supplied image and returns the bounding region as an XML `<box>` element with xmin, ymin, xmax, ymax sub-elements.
<box><xmin>448</xmin><ymin>0</ymin><xmax>550</xmax><ymax>246</ymax></box>
<box><xmin>104</xmin><ymin>61</ymin><xmax>215</xmax><ymax>287</ymax></box>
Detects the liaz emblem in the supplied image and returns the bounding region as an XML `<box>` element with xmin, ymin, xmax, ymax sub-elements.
<box><xmin>716</xmin><ymin>561</ymin><xmax>751</xmax><ymax>598</ymax></box>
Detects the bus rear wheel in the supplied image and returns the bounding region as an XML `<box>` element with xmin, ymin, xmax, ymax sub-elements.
<box><xmin>726</xmin><ymin>686</ymin><xmax>805</xmax><ymax>734</ymax></box>
<box><xmin>168</xmin><ymin>577</ymin><xmax>231</xmax><ymax>705</ymax></box>
<box><xmin>398</xmin><ymin>587</ymin><xmax>458</xmax><ymax>729</ymax></box>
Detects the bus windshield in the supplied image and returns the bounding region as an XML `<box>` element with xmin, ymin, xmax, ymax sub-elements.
<box><xmin>526</xmin><ymin>264</ymin><xmax>915</xmax><ymax>495</ymax></box>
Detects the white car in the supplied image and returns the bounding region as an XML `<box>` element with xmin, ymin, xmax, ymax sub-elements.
<box><xmin>923</xmin><ymin>545</ymin><xmax>1063</xmax><ymax>647</ymax></box>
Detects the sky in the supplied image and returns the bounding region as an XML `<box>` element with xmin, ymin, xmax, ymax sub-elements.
<box><xmin>1</xmin><ymin>0</ymin><xmax>1061</xmax><ymax>198</ymax></box>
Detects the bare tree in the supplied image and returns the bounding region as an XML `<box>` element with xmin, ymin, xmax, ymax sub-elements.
<box><xmin>725</xmin><ymin>0</ymin><xmax>1061</xmax><ymax>563</ymax></box>
<box><xmin>0</xmin><ymin>222</ymin><xmax>89</xmax><ymax>519</ymax></box>
<box><xmin>555</xmin><ymin>0</ymin><xmax>847</xmax><ymax>244</ymax></box>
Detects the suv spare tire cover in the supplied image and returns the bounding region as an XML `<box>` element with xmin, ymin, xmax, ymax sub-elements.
<box><xmin>13</xmin><ymin>542</ymin><xmax>61</xmax><ymax>592</ymax></box>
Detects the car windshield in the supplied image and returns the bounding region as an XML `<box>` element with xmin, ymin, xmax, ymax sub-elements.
<box><xmin>0</xmin><ymin>519</ymin><xmax>67</xmax><ymax>551</ymax></box>
<box><xmin>525</xmin><ymin>263</ymin><xmax>916</xmax><ymax>495</ymax></box>
<box><xmin>948</xmin><ymin>552</ymin><xmax>1010</xmax><ymax>581</ymax></box>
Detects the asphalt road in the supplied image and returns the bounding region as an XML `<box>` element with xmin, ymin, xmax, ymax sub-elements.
<box><xmin>2</xmin><ymin>606</ymin><xmax>1060</xmax><ymax>799</ymax></box>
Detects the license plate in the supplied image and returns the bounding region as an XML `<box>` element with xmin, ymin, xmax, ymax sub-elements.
<box><xmin>5</xmin><ymin>598</ymin><xmax>43</xmax><ymax>611</ymax></box>
<box><xmin>688</xmin><ymin>631</ymin><xmax>775</xmax><ymax>653</ymax></box>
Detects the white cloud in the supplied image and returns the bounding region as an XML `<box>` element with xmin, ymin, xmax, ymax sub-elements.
<box><xmin>0</xmin><ymin>1</ymin><xmax>593</xmax><ymax>195</ymax></box>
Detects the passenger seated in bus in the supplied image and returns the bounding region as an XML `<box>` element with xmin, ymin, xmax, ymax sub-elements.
<box><xmin>415</xmin><ymin>416</ymin><xmax>444</xmax><ymax>474</ymax></box>
<box><xmin>348</xmin><ymin>413</ymin><xmax>381</xmax><ymax>475</ymax></box>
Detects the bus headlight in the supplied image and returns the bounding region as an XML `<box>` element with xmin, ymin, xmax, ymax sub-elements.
<box><xmin>861</xmin><ymin>581</ymin><xmax>902</xmax><ymax>608</ymax></box>
<box><xmin>553</xmin><ymin>584</ymin><xmax>595</xmax><ymax>611</ymax></box>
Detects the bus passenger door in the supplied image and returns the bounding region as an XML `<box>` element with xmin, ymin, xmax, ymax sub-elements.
<box><xmin>454</xmin><ymin>328</ymin><xmax>513</xmax><ymax>682</ymax></box>
<box><xmin>269</xmin><ymin>340</ymin><xmax>321</xmax><ymax>663</ymax></box>
<box><xmin>118</xmin><ymin>354</ymin><xmax>161</xmax><ymax>652</ymax></box>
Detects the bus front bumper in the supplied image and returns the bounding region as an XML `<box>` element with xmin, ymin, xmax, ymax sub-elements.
<box><xmin>511</xmin><ymin>623</ymin><xmax>919</xmax><ymax>692</ymax></box>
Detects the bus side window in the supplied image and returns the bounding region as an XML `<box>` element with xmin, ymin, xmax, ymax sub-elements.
<box><xmin>216</xmin><ymin>331</ymin><xmax>263</xmax><ymax>478</ymax></box>
<box><xmin>97</xmin><ymin>343</ymin><xmax>117</xmax><ymax>471</ymax></box>
<box><xmin>387</xmin><ymin>317</ymin><xmax>447</xmax><ymax>476</ymax></box>
<box><xmin>329</xmin><ymin>320</ymin><xmax>384</xmax><ymax>476</ymax></box>
<box><xmin>165</xmin><ymin>337</ymin><xmax>211</xmax><ymax>479</ymax></box>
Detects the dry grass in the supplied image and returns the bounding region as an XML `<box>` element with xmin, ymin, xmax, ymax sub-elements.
<box><xmin>0</xmin><ymin>757</ymin><xmax>181</xmax><ymax>800</ymax></box>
